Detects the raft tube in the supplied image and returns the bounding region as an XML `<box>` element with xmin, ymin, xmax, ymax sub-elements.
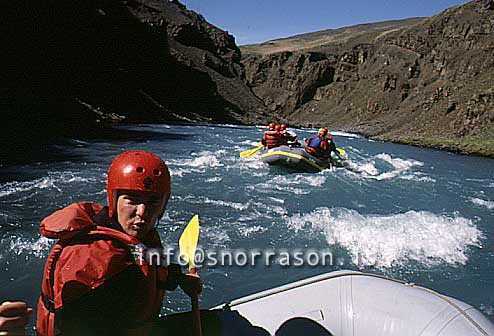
<box><xmin>260</xmin><ymin>146</ymin><xmax>330</xmax><ymax>173</ymax></box>
<box><xmin>216</xmin><ymin>270</ymin><xmax>494</xmax><ymax>336</ymax></box>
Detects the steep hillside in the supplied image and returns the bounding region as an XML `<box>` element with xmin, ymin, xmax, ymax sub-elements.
<box><xmin>241</xmin><ymin>18</ymin><xmax>424</xmax><ymax>56</ymax></box>
<box><xmin>1</xmin><ymin>0</ymin><xmax>265</xmax><ymax>157</ymax></box>
<box><xmin>241</xmin><ymin>0</ymin><xmax>494</xmax><ymax>157</ymax></box>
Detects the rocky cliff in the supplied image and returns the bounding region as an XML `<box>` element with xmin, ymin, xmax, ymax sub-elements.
<box><xmin>241</xmin><ymin>0</ymin><xmax>494</xmax><ymax>157</ymax></box>
<box><xmin>1</xmin><ymin>0</ymin><xmax>264</xmax><ymax>157</ymax></box>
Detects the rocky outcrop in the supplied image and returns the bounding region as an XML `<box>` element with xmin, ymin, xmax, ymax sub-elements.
<box><xmin>1</xmin><ymin>0</ymin><xmax>265</xmax><ymax>158</ymax></box>
<box><xmin>243</xmin><ymin>51</ymin><xmax>334</xmax><ymax>114</ymax></box>
<box><xmin>242</xmin><ymin>0</ymin><xmax>494</xmax><ymax>157</ymax></box>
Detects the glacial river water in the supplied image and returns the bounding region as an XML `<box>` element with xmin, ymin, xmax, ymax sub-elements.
<box><xmin>1</xmin><ymin>124</ymin><xmax>493</xmax><ymax>331</ymax></box>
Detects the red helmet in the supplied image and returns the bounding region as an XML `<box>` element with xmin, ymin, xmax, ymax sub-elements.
<box><xmin>268</xmin><ymin>122</ymin><xmax>275</xmax><ymax>130</ymax></box>
<box><xmin>107</xmin><ymin>150</ymin><xmax>171</xmax><ymax>217</ymax></box>
<box><xmin>274</xmin><ymin>124</ymin><xmax>281</xmax><ymax>131</ymax></box>
<box><xmin>280</xmin><ymin>124</ymin><xmax>287</xmax><ymax>131</ymax></box>
<box><xmin>318</xmin><ymin>127</ymin><xmax>328</xmax><ymax>136</ymax></box>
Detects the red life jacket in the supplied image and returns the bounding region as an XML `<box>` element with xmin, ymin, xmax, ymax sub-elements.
<box><xmin>263</xmin><ymin>130</ymin><xmax>282</xmax><ymax>148</ymax></box>
<box><xmin>279</xmin><ymin>131</ymin><xmax>288</xmax><ymax>146</ymax></box>
<box><xmin>36</xmin><ymin>202</ymin><xmax>167</xmax><ymax>336</ymax></box>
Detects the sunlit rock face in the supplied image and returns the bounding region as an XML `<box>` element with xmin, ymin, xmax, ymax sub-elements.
<box><xmin>241</xmin><ymin>1</ymin><xmax>494</xmax><ymax>156</ymax></box>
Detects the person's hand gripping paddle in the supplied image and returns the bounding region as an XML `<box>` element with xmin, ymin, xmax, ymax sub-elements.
<box><xmin>179</xmin><ymin>215</ymin><xmax>202</xmax><ymax>336</ymax></box>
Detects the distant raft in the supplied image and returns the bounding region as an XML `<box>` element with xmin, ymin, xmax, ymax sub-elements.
<box><xmin>260</xmin><ymin>145</ymin><xmax>346</xmax><ymax>173</ymax></box>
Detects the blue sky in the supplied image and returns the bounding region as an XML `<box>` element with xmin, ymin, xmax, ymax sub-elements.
<box><xmin>180</xmin><ymin>0</ymin><xmax>470</xmax><ymax>45</ymax></box>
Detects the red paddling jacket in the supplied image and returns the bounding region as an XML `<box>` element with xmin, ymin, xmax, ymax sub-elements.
<box><xmin>262</xmin><ymin>131</ymin><xmax>282</xmax><ymax>148</ymax></box>
<box><xmin>36</xmin><ymin>202</ymin><xmax>172</xmax><ymax>336</ymax></box>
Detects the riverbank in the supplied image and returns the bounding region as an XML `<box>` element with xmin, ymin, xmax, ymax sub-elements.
<box><xmin>374</xmin><ymin>134</ymin><xmax>494</xmax><ymax>158</ymax></box>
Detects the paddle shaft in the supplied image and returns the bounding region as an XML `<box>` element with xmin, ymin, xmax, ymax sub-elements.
<box><xmin>240</xmin><ymin>144</ymin><xmax>263</xmax><ymax>158</ymax></box>
<box><xmin>189</xmin><ymin>268</ymin><xmax>202</xmax><ymax>336</ymax></box>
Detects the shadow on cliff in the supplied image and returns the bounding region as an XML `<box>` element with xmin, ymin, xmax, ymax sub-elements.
<box><xmin>0</xmin><ymin>0</ymin><xmax>241</xmax><ymax>162</ymax></box>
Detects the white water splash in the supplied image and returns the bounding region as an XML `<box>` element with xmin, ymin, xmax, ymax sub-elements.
<box><xmin>287</xmin><ymin>207</ymin><xmax>483</xmax><ymax>269</ymax></box>
<box><xmin>251</xmin><ymin>201</ymin><xmax>287</xmax><ymax>216</ymax></box>
<box><xmin>238</xmin><ymin>140</ymin><xmax>261</xmax><ymax>147</ymax></box>
<box><xmin>235</xmin><ymin>158</ymin><xmax>268</xmax><ymax>176</ymax></box>
<box><xmin>271</xmin><ymin>174</ymin><xmax>327</xmax><ymax>187</ymax></box>
<box><xmin>0</xmin><ymin>173</ymin><xmax>96</xmax><ymax>198</ymax></box>
<box><xmin>470</xmin><ymin>198</ymin><xmax>494</xmax><ymax>210</ymax></box>
<box><xmin>188</xmin><ymin>155</ymin><xmax>223</xmax><ymax>168</ymax></box>
<box><xmin>400</xmin><ymin>174</ymin><xmax>436</xmax><ymax>183</ymax></box>
<box><xmin>248</xmin><ymin>183</ymin><xmax>309</xmax><ymax>195</ymax></box>
<box><xmin>267</xmin><ymin>197</ymin><xmax>285</xmax><ymax>204</ymax></box>
<box><xmin>202</xmin><ymin>227</ymin><xmax>231</xmax><ymax>247</ymax></box>
<box><xmin>8</xmin><ymin>236</ymin><xmax>53</xmax><ymax>258</ymax></box>
<box><xmin>346</xmin><ymin>153</ymin><xmax>425</xmax><ymax>181</ymax></box>
<box><xmin>329</xmin><ymin>131</ymin><xmax>361</xmax><ymax>138</ymax></box>
<box><xmin>168</xmin><ymin>151</ymin><xmax>225</xmax><ymax>176</ymax></box>
<box><xmin>205</xmin><ymin>177</ymin><xmax>222</xmax><ymax>183</ymax></box>
<box><xmin>479</xmin><ymin>304</ymin><xmax>494</xmax><ymax>318</ymax></box>
<box><xmin>197</xmin><ymin>197</ymin><xmax>250</xmax><ymax>211</ymax></box>
<box><xmin>238</xmin><ymin>225</ymin><xmax>267</xmax><ymax>237</ymax></box>
<box><xmin>250</xmin><ymin>174</ymin><xmax>327</xmax><ymax>195</ymax></box>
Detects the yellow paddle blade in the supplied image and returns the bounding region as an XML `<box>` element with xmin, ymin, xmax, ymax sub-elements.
<box><xmin>240</xmin><ymin>144</ymin><xmax>263</xmax><ymax>158</ymax></box>
<box><xmin>336</xmin><ymin>148</ymin><xmax>347</xmax><ymax>156</ymax></box>
<box><xmin>179</xmin><ymin>215</ymin><xmax>200</xmax><ymax>269</ymax></box>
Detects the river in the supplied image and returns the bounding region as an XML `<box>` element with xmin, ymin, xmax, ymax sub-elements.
<box><xmin>1</xmin><ymin>124</ymin><xmax>493</xmax><ymax>332</ymax></box>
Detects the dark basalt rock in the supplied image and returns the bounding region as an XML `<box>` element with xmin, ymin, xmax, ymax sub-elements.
<box><xmin>0</xmin><ymin>0</ymin><xmax>265</xmax><ymax>159</ymax></box>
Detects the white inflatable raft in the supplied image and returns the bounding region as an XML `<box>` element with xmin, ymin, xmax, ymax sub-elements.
<box><xmin>216</xmin><ymin>270</ymin><xmax>494</xmax><ymax>336</ymax></box>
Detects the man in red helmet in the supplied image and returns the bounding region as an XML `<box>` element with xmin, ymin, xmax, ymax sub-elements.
<box><xmin>261</xmin><ymin>123</ymin><xmax>283</xmax><ymax>148</ymax></box>
<box><xmin>305</xmin><ymin>128</ymin><xmax>330</xmax><ymax>158</ymax></box>
<box><xmin>279</xmin><ymin>123</ymin><xmax>300</xmax><ymax>147</ymax></box>
<box><xmin>305</xmin><ymin>127</ymin><xmax>341</xmax><ymax>167</ymax></box>
<box><xmin>3</xmin><ymin>151</ymin><xmax>201</xmax><ymax>336</ymax></box>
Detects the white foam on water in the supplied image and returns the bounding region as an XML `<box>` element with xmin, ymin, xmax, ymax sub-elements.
<box><xmin>470</xmin><ymin>198</ymin><xmax>494</xmax><ymax>210</ymax></box>
<box><xmin>249</xmin><ymin>174</ymin><xmax>326</xmax><ymax>195</ymax></box>
<box><xmin>0</xmin><ymin>173</ymin><xmax>96</xmax><ymax>198</ymax></box>
<box><xmin>169</xmin><ymin>168</ymin><xmax>188</xmax><ymax>177</ymax></box>
<box><xmin>179</xmin><ymin>195</ymin><xmax>250</xmax><ymax>211</ymax></box>
<box><xmin>330</xmin><ymin>131</ymin><xmax>361</xmax><ymax>138</ymax></box>
<box><xmin>345</xmin><ymin>153</ymin><xmax>424</xmax><ymax>181</ymax></box>
<box><xmin>400</xmin><ymin>174</ymin><xmax>436</xmax><ymax>183</ymax></box>
<box><xmin>251</xmin><ymin>202</ymin><xmax>287</xmax><ymax>216</ymax></box>
<box><xmin>248</xmin><ymin>183</ymin><xmax>309</xmax><ymax>195</ymax></box>
<box><xmin>234</xmin><ymin>157</ymin><xmax>268</xmax><ymax>174</ymax></box>
<box><xmin>188</xmin><ymin>155</ymin><xmax>223</xmax><ymax>168</ymax></box>
<box><xmin>287</xmin><ymin>207</ymin><xmax>482</xmax><ymax>269</ymax></box>
<box><xmin>238</xmin><ymin>225</ymin><xmax>267</xmax><ymax>237</ymax></box>
<box><xmin>168</xmin><ymin>152</ymin><xmax>225</xmax><ymax>176</ymax></box>
<box><xmin>238</xmin><ymin>140</ymin><xmax>261</xmax><ymax>147</ymax></box>
<box><xmin>479</xmin><ymin>304</ymin><xmax>494</xmax><ymax>318</ymax></box>
<box><xmin>0</xmin><ymin>177</ymin><xmax>58</xmax><ymax>198</ymax></box>
<box><xmin>8</xmin><ymin>236</ymin><xmax>52</xmax><ymax>258</ymax></box>
<box><xmin>202</xmin><ymin>226</ymin><xmax>231</xmax><ymax>247</ymax></box>
<box><xmin>271</xmin><ymin>174</ymin><xmax>327</xmax><ymax>187</ymax></box>
<box><xmin>267</xmin><ymin>197</ymin><xmax>285</xmax><ymax>204</ymax></box>
<box><xmin>200</xmin><ymin>198</ymin><xmax>249</xmax><ymax>211</ymax></box>
<box><xmin>205</xmin><ymin>177</ymin><xmax>222</xmax><ymax>183</ymax></box>
<box><xmin>217</xmin><ymin>124</ymin><xmax>238</xmax><ymax>128</ymax></box>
